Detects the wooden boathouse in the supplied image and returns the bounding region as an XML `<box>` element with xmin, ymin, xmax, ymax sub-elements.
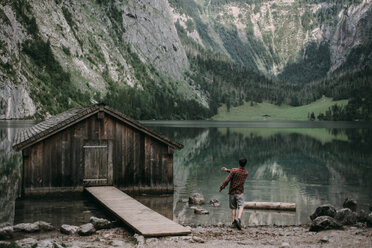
<box><xmin>12</xmin><ymin>103</ymin><xmax>183</xmax><ymax>195</ymax></box>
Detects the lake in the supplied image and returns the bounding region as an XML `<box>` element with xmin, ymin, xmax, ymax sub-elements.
<box><xmin>1</xmin><ymin>120</ymin><xmax>371</xmax><ymax>227</ymax></box>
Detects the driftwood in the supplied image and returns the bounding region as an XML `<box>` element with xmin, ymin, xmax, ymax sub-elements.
<box><xmin>244</xmin><ymin>202</ymin><xmax>296</xmax><ymax>211</ymax></box>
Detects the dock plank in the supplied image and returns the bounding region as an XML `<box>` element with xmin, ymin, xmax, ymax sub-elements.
<box><xmin>85</xmin><ymin>186</ymin><xmax>191</xmax><ymax>237</ymax></box>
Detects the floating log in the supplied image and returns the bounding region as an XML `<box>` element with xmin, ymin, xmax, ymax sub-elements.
<box><xmin>244</xmin><ymin>201</ymin><xmax>296</xmax><ymax>211</ymax></box>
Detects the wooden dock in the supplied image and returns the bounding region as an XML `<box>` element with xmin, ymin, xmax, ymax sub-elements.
<box><xmin>85</xmin><ymin>186</ymin><xmax>191</xmax><ymax>237</ymax></box>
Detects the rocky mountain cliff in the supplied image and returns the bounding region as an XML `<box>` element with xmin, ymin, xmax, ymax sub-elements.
<box><xmin>0</xmin><ymin>0</ymin><xmax>371</xmax><ymax>119</ymax></box>
<box><xmin>0</xmin><ymin>0</ymin><xmax>206</xmax><ymax>119</ymax></box>
<box><xmin>170</xmin><ymin>0</ymin><xmax>372</xmax><ymax>82</ymax></box>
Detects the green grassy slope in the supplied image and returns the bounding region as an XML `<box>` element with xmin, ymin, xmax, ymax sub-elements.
<box><xmin>212</xmin><ymin>97</ymin><xmax>348</xmax><ymax>121</ymax></box>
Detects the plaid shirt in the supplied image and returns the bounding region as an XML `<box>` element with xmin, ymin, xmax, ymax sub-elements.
<box><xmin>220</xmin><ymin>168</ymin><xmax>248</xmax><ymax>194</ymax></box>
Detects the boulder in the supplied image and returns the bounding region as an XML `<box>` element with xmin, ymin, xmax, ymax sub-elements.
<box><xmin>367</xmin><ymin>213</ymin><xmax>372</xmax><ymax>227</ymax></box>
<box><xmin>356</xmin><ymin>210</ymin><xmax>368</xmax><ymax>223</ymax></box>
<box><xmin>0</xmin><ymin>226</ymin><xmax>13</xmax><ymax>239</ymax></box>
<box><xmin>194</xmin><ymin>208</ymin><xmax>209</xmax><ymax>215</ymax></box>
<box><xmin>309</xmin><ymin>216</ymin><xmax>343</xmax><ymax>232</ymax></box>
<box><xmin>343</xmin><ymin>198</ymin><xmax>357</xmax><ymax>212</ymax></box>
<box><xmin>209</xmin><ymin>199</ymin><xmax>220</xmax><ymax>207</ymax></box>
<box><xmin>191</xmin><ymin>236</ymin><xmax>205</xmax><ymax>243</ymax></box>
<box><xmin>335</xmin><ymin>208</ymin><xmax>357</xmax><ymax>225</ymax></box>
<box><xmin>77</xmin><ymin>223</ymin><xmax>96</xmax><ymax>236</ymax></box>
<box><xmin>310</xmin><ymin>204</ymin><xmax>337</xmax><ymax>220</ymax></box>
<box><xmin>89</xmin><ymin>216</ymin><xmax>111</xmax><ymax>230</ymax></box>
<box><xmin>60</xmin><ymin>224</ymin><xmax>79</xmax><ymax>235</ymax></box>
<box><xmin>13</xmin><ymin>223</ymin><xmax>40</xmax><ymax>233</ymax></box>
<box><xmin>34</xmin><ymin>221</ymin><xmax>54</xmax><ymax>231</ymax></box>
<box><xmin>189</xmin><ymin>193</ymin><xmax>205</xmax><ymax>205</ymax></box>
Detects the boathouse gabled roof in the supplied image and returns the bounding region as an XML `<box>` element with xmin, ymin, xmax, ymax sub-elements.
<box><xmin>12</xmin><ymin>104</ymin><xmax>183</xmax><ymax>151</ymax></box>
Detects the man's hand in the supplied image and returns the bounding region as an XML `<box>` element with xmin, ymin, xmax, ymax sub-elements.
<box><xmin>221</xmin><ymin>167</ymin><xmax>227</xmax><ymax>171</ymax></box>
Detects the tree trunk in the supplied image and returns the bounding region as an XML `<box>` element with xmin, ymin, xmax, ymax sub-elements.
<box><xmin>244</xmin><ymin>202</ymin><xmax>296</xmax><ymax>211</ymax></box>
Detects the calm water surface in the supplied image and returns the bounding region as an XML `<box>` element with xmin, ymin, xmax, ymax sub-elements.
<box><xmin>1</xmin><ymin>120</ymin><xmax>371</xmax><ymax>227</ymax></box>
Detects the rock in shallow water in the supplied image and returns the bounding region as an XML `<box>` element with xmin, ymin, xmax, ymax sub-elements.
<box><xmin>210</xmin><ymin>199</ymin><xmax>220</xmax><ymax>207</ymax></box>
<box><xmin>310</xmin><ymin>204</ymin><xmax>337</xmax><ymax>220</ymax></box>
<box><xmin>60</xmin><ymin>224</ymin><xmax>79</xmax><ymax>235</ymax></box>
<box><xmin>90</xmin><ymin>216</ymin><xmax>111</xmax><ymax>230</ymax></box>
<box><xmin>343</xmin><ymin>198</ymin><xmax>357</xmax><ymax>212</ymax></box>
<box><xmin>0</xmin><ymin>226</ymin><xmax>13</xmax><ymax>239</ymax></box>
<box><xmin>78</xmin><ymin>223</ymin><xmax>96</xmax><ymax>236</ymax></box>
<box><xmin>335</xmin><ymin>208</ymin><xmax>357</xmax><ymax>225</ymax></box>
<box><xmin>189</xmin><ymin>193</ymin><xmax>205</xmax><ymax>205</ymax></box>
<box><xmin>194</xmin><ymin>208</ymin><xmax>209</xmax><ymax>215</ymax></box>
<box><xmin>309</xmin><ymin>216</ymin><xmax>343</xmax><ymax>232</ymax></box>
<box><xmin>13</xmin><ymin>223</ymin><xmax>40</xmax><ymax>233</ymax></box>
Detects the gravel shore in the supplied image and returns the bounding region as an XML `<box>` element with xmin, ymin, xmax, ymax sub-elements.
<box><xmin>3</xmin><ymin>224</ymin><xmax>372</xmax><ymax>248</ymax></box>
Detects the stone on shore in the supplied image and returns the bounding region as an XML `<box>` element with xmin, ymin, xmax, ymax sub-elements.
<box><xmin>34</xmin><ymin>221</ymin><xmax>54</xmax><ymax>231</ymax></box>
<box><xmin>343</xmin><ymin>198</ymin><xmax>357</xmax><ymax>212</ymax></box>
<box><xmin>13</xmin><ymin>223</ymin><xmax>40</xmax><ymax>233</ymax></box>
<box><xmin>192</xmin><ymin>236</ymin><xmax>205</xmax><ymax>243</ymax></box>
<box><xmin>60</xmin><ymin>224</ymin><xmax>79</xmax><ymax>235</ymax></box>
<box><xmin>309</xmin><ymin>216</ymin><xmax>343</xmax><ymax>232</ymax></box>
<box><xmin>210</xmin><ymin>199</ymin><xmax>220</xmax><ymax>207</ymax></box>
<box><xmin>310</xmin><ymin>204</ymin><xmax>337</xmax><ymax>220</ymax></box>
<box><xmin>189</xmin><ymin>193</ymin><xmax>205</xmax><ymax>205</ymax></box>
<box><xmin>367</xmin><ymin>213</ymin><xmax>372</xmax><ymax>227</ymax></box>
<box><xmin>335</xmin><ymin>208</ymin><xmax>357</xmax><ymax>225</ymax></box>
<box><xmin>90</xmin><ymin>216</ymin><xmax>111</xmax><ymax>230</ymax></box>
<box><xmin>0</xmin><ymin>226</ymin><xmax>13</xmax><ymax>239</ymax></box>
<box><xmin>194</xmin><ymin>208</ymin><xmax>209</xmax><ymax>215</ymax></box>
<box><xmin>77</xmin><ymin>223</ymin><xmax>96</xmax><ymax>236</ymax></box>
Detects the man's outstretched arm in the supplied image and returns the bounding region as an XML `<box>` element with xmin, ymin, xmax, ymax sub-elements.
<box><xmin>219</xmin><ymin>171</ymin><xmax>233</xmax><ymax>192</ymax></box>
<box><xmin>221</xmin><ymin>167</ymin><xmax>231</xmax><ymax>173</ymax></box>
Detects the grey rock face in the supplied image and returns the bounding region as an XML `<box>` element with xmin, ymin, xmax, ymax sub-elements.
<box><xmin>60</xmin><ymin>224</ymin><xmax>79</xmax><ymax>235</ymax></box>
<box><xmin>310</xmin><ymin>204</ymin><xmax>337</xmax><ymax>221</ymax></box>
<box><xmin>335</xmin><ymin>208</ymin><xmax>357</xmax><ymax>225</ymax></box>
<box><xmin>343</xmin><ymin>198</ymin><xmax>357</xmax><ymax>212</ymax></box>
<box><xmin>189</xmin><ymin>193</ymin><xmax>205</xmax><ymax>205</ymax></box>
<box><xmin>77</xmin><ymin>223</ymin><xmax>96</xmax><ymax>236</ymax></box>
<box><xmin>89</xmin><ymin>216</ymin><xmax>111</xmax><ymax>230</ymax></box>
<box><xmin>0</xmin><ymin>226</ymin><xmax>13</xmax><ymax>239</ymax></box>
<box><xmin>309</xmin><ymin>216</ymin><xmax>343</xmax><ymax>232</ymax></box>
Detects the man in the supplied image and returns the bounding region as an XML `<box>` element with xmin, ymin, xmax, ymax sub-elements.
<box><xmin>219</xmin><ymin>157</ymin><xmax>249</xmax><ymax>230</ymax></box>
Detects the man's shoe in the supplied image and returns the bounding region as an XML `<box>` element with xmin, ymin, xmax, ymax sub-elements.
<box><xmin>236</xmin><ymin>218</ymin><xmax>242</xmax><ymax>230</ymax></box>
<box><xmin>232</xmin><ymin>219</ymin><xmax>238</xmax><ymax>228</ymax></box>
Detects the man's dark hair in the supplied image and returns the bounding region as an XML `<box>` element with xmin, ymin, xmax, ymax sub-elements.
<box><xmin>239</xmin><ymin>157</ymin><xmax>247</xmax><ymax>167</ymax></box>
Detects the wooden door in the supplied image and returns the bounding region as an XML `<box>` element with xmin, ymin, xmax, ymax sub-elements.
<box><xmin>83</xmin><ymin>140</ymin><xmax>109</xmax><ymax>186</ymax></box>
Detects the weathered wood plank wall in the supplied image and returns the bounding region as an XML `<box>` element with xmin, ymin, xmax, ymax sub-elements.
<box><xmin>22</xmin><ymin>114</ymin><xmax>173</xmax><ymax>194</ymax></box>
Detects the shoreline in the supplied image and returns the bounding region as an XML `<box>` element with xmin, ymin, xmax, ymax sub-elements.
<box><xmin>2</xmin><ymin>224</ymin><xmax>372</xmax><ymax>248</ymax></box>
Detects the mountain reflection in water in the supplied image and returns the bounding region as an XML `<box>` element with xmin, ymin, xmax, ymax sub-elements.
<box><xmin>146</xmin><ymin>122</ymin><xmax>372</xmax><ymax>226</ymax></box>
<box><xmin>1</xmin><ymin>121</ymin><xmax>371</xmax><ymax>227</ymax></box>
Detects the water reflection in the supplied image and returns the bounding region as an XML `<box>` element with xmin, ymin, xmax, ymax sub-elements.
<box><xmin>147</xmin><ymin>123</ymin><xmax>372</xmax><ymax>226</ymax></box>
<box><xmin>1</xmin><ymin>121</ymin><xmax>372</xmax><ymax>227</ymax></box>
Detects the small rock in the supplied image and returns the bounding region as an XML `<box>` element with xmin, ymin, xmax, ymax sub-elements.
<box><xmin>310</xmin><ymin>204</ymin><xmax>337</xmax><ymax>220</ymax></box>
<box><xmin>367</xmin><ymin>213</ymin><xmax>372</xmax><ymax>227</ymax></box>
<box><xmin>90</xmin><ymin>216</ymin><xmax>111</xmax><ymax>230</ymax></box>
<box><xmin>194</xmin><ymin>208</ymin><xmax>209</xmax><ymax>215</ymax></box>
<box><xmin>78</xmin><ymin>223</ymin><xmax>96</xmax><ymax>236</ymax></box>
<box><xmin>37</xmin><ymin>239</ymin><xmax>54</xmax><ymax>248</ymax></box>
<box><xmin>356</xmin><ymin>210</ymin><xmax>368</xmax><ymax>223</ymax></box>
<box><xmin>209</xmin><ymin>199</ymin><xmax>220</xmax><ymax>207</ymax></box>
<box><xmin>146</xmin><ymin>238</ymin><xmax>158</xmax><ymax>244</ymax></box>
<box><xmin>60</xmin><ymin>224</ymin><xmax>79</xmax><ymax>235</ymax></box>
<box><xmin>189</xmin><ymin>193</ymin><xmax>205</xmax><ymax>205</ymax></box>
<box><xmin>13</xmin><ymin>223</ymin><xmax>40</xmax><ymax>233</ymax></box>
<box><xmin>134</xmin><ymin>234</ymin><xmax>145</xmax><ymax>245</ymax></box>
<box><xmin>280</xmin><ymin>242</ymin><xmax>290</xmax><ymax>248</ymax></box>
<box><xmin>343</xmin><ymin>198</ymin><xmax>357</xmax><ymax>212</ymax></box>
<box><xmin>192</xmin><ymin>236</ymin><xmax>205</xmax><ymax>243</ymax></box>
<box><xmin>309</xmin><ymin>216</ymin><xmax>343</xmax><ymax>232</ymax></box>
<box><xmin>0</xmin><ymin>226</ymin><xmax>13</xmax><ymax>239</ymax></box>
<box><xmin>319</xmin><ymin>237</ymin><xmax>329</xmax><ymax>243</ymax></box>
<box><xmin>34</xmin><ymin>221</ymin><xmax>54</xmax><ymax>231</ymax></box>
<box><xmin>335</xmin><ymin>208</ymin><xmax>357</xmax><ymax>225</ymax></box>
<box><xmin>16</xmin><ymin>238</ymin><xmax>38</xmax><ymax>247</ymax></box>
